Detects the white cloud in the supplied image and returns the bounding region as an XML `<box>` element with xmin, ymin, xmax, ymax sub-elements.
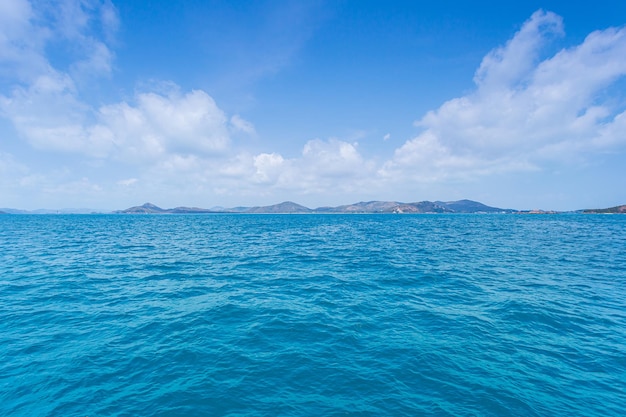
<box><xmin>0</xmin><ymin>0</ymin><xmax>120</xmax><ymax>155</ymax></box>
<box><xmin>0</xmin><ymin>0</ymin><xmax>236</xmax><ymax>189</ymax></box>
<box><xmin>253</xmin><ymin>152</ymin><xmax>285</xmax><ymax>184</ymax></box>
<box><xmin>0</xmin><ymin>71</ymin><xmax>93</xmax><ymax>152</ymax></box>
<box><xmin>128</xmin><ymin>138</ymin><xmax>376</xmax><ymax>201</ymax></box>
<box><xmin>95</xmin><ymin>89</ymin><xmax>231</xmax><ymax>161</ymax></box>
<box><xmin>301</xmin><ymin>139</ymin><xmax>368</xmax><ymax>178</ymax></box>
<box><xmin>230</xmin><ymin>114</ymin><xmax>256</xmax><ymax>135</ymax></box>
<box><xmin>473</xmin><ymin>10</ymin><xmax>564</xmax><ymax>91</ymax></box>
<box><xmin>241</xmin><ymin>139</ymin><xmax>375</xmax><ymax>195</ymax></box>
<box><xmin>50</xmin><ymin>0</ymin><xmax>117</xmax><ymax>77</ymax></box>
<box><xmin>2</xmin><ymin>75</ymin><xmax>232</xmax><ymax>159</ymax></box>
<box><xmin>387</xmin><ymin>10</ymin><xmax>626</xmax><ymax>182</ymax></box>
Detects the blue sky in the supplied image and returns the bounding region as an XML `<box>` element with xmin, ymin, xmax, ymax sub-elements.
<box><xmin>1</xmin><ymin>0</ymin><xmax>625</xmax><ymax>210</ymax></box>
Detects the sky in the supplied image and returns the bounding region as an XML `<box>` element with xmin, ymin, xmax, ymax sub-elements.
<box><xmin>1</xmin><ymin>0</ymin><xmax>626</xmax><ymax>211</ymax></box>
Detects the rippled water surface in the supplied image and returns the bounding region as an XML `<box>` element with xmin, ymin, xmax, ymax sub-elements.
<box><xmin>1</xmin><ymin>214</ymin><xmax>625</xmax><ymax>416</ymax></box>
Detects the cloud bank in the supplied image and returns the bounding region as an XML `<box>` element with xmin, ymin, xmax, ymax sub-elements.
<box><xmin>384</xmin><ymin>10</ymin><xmax>626</xmax><ymax>182</ymax></box>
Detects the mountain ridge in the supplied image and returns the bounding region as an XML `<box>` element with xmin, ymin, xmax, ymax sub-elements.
<box><xmin>115</xmin><ymin>200</ymin><xmax>516</xmax><ymax>214</ymax></box>
<box><xmin>3</xmin><ymin>201</ymin><xmax>624</xmax><ymax>214</ymax></box>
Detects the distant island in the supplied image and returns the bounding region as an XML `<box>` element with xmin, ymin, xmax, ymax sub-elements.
<box><xmin>2</xmin><ymin>200</ymin><xmax>624</xmax><ymax>215</ymax></box>
<box><xmin>116</xmin><ymin>200</ymin><xmax>517</xmax><ymax>214</ymax></box>
<box><xmin>115</xmin><ymin>199</ymin><xmax>513</xmax><ymax>214</ymax></box>
<box><xmin>114</xmin><ymin>200</ymin><xmax>625</xmax><ymax>214</ymax></box>
<box><xmin>582</xmin><ymin>205</ymin><xmax>626</xmax><ymax>214</ymax></box>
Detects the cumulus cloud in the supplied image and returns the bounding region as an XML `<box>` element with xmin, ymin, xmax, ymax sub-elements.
<box><xmin>385</xmin><ymin>10</ymin><xmax>626</xmax><ymax>182</ymax></box>
<box><xmin>133</xmin><ymin>138</ymin><xmax>375</xmax><ymax>200</ymax></box>
<box><xmin>4</xmin><ymin>79</ymin><xmax>233</xmax><ymax>161</ymax></box>
<box><xmin>301</xmin><ymin>139</ymin><xmax>369</xmax><ymax>178</ymax></box>
<box><xmin>244</xmin><ymin>138</ymin><xmax>375</xmax><ymax>194</ymax></box>
<box><xmin>253</xmin><ymin>152</ymin><xmax>285</xmax><ymax>184</ymax></box>
<box><xmin>0</xmin><ymin>1</ymin><xmax>236</xmax><ymax>163</ymax></box>
<box><xmin>95</xmin><ymin>89</ymin><xmax>231</xmax><ymax>160</ymax></box>
<box><xmin>0</xmin><ymin>70</ymin><xmax>92</xmax><ymax>152</ymax></box>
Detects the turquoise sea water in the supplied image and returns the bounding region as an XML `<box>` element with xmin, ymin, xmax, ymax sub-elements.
<box><xmin>1</xmin><ymin>214</ymin><xmax>625</xmax><ymax>416</ymax></box>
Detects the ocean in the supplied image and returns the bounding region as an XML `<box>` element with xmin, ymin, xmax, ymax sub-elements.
<box><xmin>1</xmin><ymin>213</ymin><xmax>624</xmax><ymax>416</ymax></box>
